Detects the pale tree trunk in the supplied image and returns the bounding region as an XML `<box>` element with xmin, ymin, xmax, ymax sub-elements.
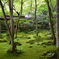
<box><xmin>30</xmin><ymin>0</ymin><xmax>32</xmax><ymax>11</ymax></box>
<box><xmin>9</xmin><ymin>0</ymin><xmax>16</xmax><ymax>52</ymax></box>
<box><xmin>0</xmin><ymin>0</ymin><xmax>16</xmax><ymax>52</ymax></box>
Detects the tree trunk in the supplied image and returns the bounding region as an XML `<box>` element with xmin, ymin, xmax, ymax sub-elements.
<box><xmin>15</xmin><ymin>20</ymin><xmax>19</xmax><ymax>38</ymax></box>
<box><xmin>30</xmin><ymin>0</ymin><xmax>32</xmax><ymax>12</ymax></box>
<box><xmin>9</xmin><ymin>0</ymin><xmax>16</xmax><ymax>52</ymax></box>
<box><xmin>0</xmin><ymin>21</ymin><xmax>1</xmax><ymax>38</ymax></box>
<box><xmin>46</xmin><ymin>0</ymin><xmax>56</xmax><ymax>45</ymax></box>
<box><xmin>56</xmin><ymin>0</ymin><xmax>59</xmax><ymax>59</ymax></box>
<box><xmin>20</xmin><ymin>0</ymin><xmax>23</xmax><ymax>15</ymax></box>
<box><xmin>56</xmin><ymin>0</ymin><xmax>59</xmax><ymax>47</ymax></box>
<box><xmin>34</xmin><ymin>0</ymin><xmax>39</xmax><ymax>40</ymax></box>
<box><xmin>0</xmin><ymin>0</ymin><xmax>12</xmax><ymax>42</ymax></box>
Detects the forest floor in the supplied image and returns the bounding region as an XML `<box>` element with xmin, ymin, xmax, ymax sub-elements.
<box><xmin>0</xmin><ymin>30</ymin><xmax>56</xmax><ymax>59</ymax></box>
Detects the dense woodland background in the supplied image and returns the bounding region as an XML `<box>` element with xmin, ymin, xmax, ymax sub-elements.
<box><xmin>0</xmin><ymin>0</ymin><xmax>59</xmax><ymax>59</ymax></box>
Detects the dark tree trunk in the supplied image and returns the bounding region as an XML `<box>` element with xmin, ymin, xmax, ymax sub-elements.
<box><xmin>0</xmin><ymin>0</ymin><xmax>12</xmax><ymax>43</ymax></box>
<box><xmin>56</xmin><ymin>0</ymin><xmax>59</xmax><ymax>58</ymax></box>
<box><xmin>56</xmin><ymin>0</ymin><xmax>59</xmax><ymax>48</ymax></box>
<box><xmin>15</xmin><ymin>20</ymin><xmax>19</xmax><ymax>38</ymax></box>
<box><xmin>0</xmin><ymin>21</ymin><xmax>1</xmax><ymax>38</ymax></box>
<box><xmin>46</xmin><ymin>0</ymin><xmax>56</xmax><ymax>45</ymax></box>
<box><xmin>20</xmin><ymin>0</ymin><xmax>23</xmax><ymax>15</ymax></box>
<box><xmin>35</xmin><ymin>0</ymin><xmax>39</xmax><ymax>40</ymax></box>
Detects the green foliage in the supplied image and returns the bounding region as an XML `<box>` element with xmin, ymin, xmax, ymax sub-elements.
<box><xmin>0</xmin><ymin>30</ymin><xmax>56</xmax><ymax>59</ymax></box>
<box><xmin>0</xmin><ymin>0</ymin><xmax>56</xmax><ymax>59</ymax></box>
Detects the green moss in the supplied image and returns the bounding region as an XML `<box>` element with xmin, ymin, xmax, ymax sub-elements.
<box><xmin>0</xmin><ymin>31</ymin><xmax>56</xmax><ymax>59</ymax></box>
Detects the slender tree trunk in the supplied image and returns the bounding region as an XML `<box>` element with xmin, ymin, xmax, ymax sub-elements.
<box><xmin>30</xmin><ymin>0</ymin><xmax>32</xmax><ymax>12</ymax></box>
<box><xmin>35</xmin><ymin>0</ymin><xmax>38</xmax><ymax>40</ymax></box>
<box><xmin>15</xmin><ymin>20</ymin><xmax>19</xmax><ymax>38</ymax></box>
<box><xmin>9</xmin><ymin>0</ymin><xmax>16</xmax><ymax>52</ymax></box>
<box><xmin>0</xmin><ymin>21</ymin><xmax>1</xmax><ymax>38</ymax></box>
<box><xmin>46</xmin><ymin>0</ymin><xmax>56</xmax><ymax>45</ymax></box>
<box><xmin>56</xmin><ymin>0</ymin><xmax>59</xmax><ymax>59</ymax></box>
<box><xmin>15</xmin><ymin>22</ymin><xmax>18</xmax><ymax>38</ymax></box>
<box><xmin>0</xmin><ymin>0</ymin><xmax>12</xmax><ymax>42</ymax></box>
<box><xmin>20</xmin><ymin>0</ymin><xmax>23</xmax><ymax>15</ymax></box>
<box><xmin>56</xmin><ymin>0</ymin><xmax>59</xmax><ymax>47</ymax></box>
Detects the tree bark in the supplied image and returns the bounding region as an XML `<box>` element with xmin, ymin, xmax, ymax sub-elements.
<box><xmin>56</xmin><ymin>0</ymin><xmax>59</xmax><ymax>47</ymax></box>
<box><xmin>20</xmin><ymin>0</ymin><xmax>23</xmax><ymax>15</ymax></box>
<box><xmin>0</xmin><ymin>0</ymin><xmax>12</xmax><ymax>41</ymax></box>
<box><xmin>34</xmin><ymin>0</ymin><xmax>39</xmax><ymax>40</ymax></box>
<box><xmin>46</xmin><ymin>0</ymin><xmax>56</xmax><ymax>45</ymax></box>
<box><xmin>15</xmin><ymin>20</ymin><xmax>19</xmax><ymax>38</ymax></box>
<box><xmin>9</xmin><ymin>0</ymin><xmax>16</xmax><ymax>52</ymax></box>
<box><xmin>0</xmin><ymin>21</ymin><xmax>1</xmax><ymax>38</ymax></box>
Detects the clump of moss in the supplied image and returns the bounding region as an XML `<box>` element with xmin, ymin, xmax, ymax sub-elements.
<box><xmin>41</xmin><ymin>41</ymin><xmax>53</xmax><ymax>46</ymax></box>
<box><xmin>26</xmin><ymin>40</ymin><xmax>35</xmax><ymax>44</ymax></box>
<box><xmin>42</xmin><ymin>50</ymin><xmax>57</xmax><ymax>59</ymax></box>
<box><xmin>7</xmin><ymin>49</ymin><xmax>24</xmax><ymax>56</ymax></box>
<box><xmin>29</xmin><ymin>45</ymin><xmax>33</xmax><ymax>48</ymax></box>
